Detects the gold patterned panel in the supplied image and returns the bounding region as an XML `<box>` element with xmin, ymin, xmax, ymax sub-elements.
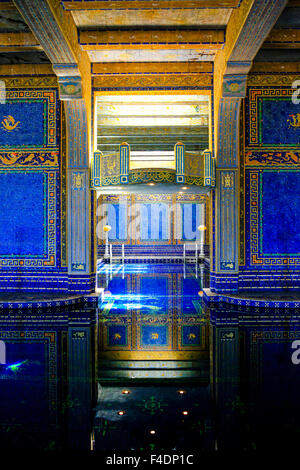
<box><xmin>101</xmin><ymin>153</ymin><xmax>120</xmax><ymax>180</ymax></box>
<box><xmin>129</xmin><ymin>169</ymin><xmax>176</xmax><ymax>184</ymax></box>
<box><xmin>184</xmin><ymin>152</ymin><xmax>204</xmax><ymax>178</ymax></box>
<box><xmin>93</xmin><ymin>74</ymin><xmax>212</xmax><ymax>89</ymax></box>
<box><xmin>247</xmin><ymin>74</ymin><xmax>300</xmax><ymax>86</ymax></box>
<box><xmin>0</xmin><ymin>76</ymin><xmax>58</xmax><ymax>88</ymax></box>
<box><xmin>92</xmin><ymin>62</ymin><xmax>213</xmax><ymax>75</ymax></box>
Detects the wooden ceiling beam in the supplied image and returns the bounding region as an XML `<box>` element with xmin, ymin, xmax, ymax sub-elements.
<box><xmin>79</xmin><ymin>29</ymin><xmax>225</xmax><ymax>51</ymax></box>
<box><xmin>0</xmin><ymin>2</ymin><xmax>15</xmax><ymax>10</ymax></box>
<box><xmin>0</xmin><ymin>63</ymin><xmax>54</xmax><ymax>74</ymax></box>
<box><xmin>263</xmin><ymin>28</ymin><xmax>300</xmax><ymax>48</ymax></box>
<box><xmin>0</xmin><ymin>31</ymin><xmax>39</xmax><ymax>47</ymax></box>
<box><xmin>62</xmin><ymin>1</ymin><xmax>240</xmax><ymax>10</ymax></box>
<box><xmin>251</xmin><ymin>61</ymin><xmax>300</xmax><ymax>72</ymax></box>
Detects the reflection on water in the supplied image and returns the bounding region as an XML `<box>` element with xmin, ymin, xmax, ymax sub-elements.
<box><xmin>0</xmin><ymin>263</ymin><xmax>300</xmax><ymax>451</ymax></box>
<box><xmin>97</xmin><ymin>264</ymin><xmax>208</xmax><ymax>371</ymax></box>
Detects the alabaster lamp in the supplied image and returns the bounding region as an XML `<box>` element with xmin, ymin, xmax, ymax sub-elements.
<box><xmin>103</xmin><ymin>224</ymin><xmax>112</xmax><ymax>258</ymax></box>
<box><xmin>198</xmin><ymin>224</ymin><xmax>206</xmax><ymax>258</ymax></box>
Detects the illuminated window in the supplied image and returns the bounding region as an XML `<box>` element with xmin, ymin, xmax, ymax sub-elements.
<box><xmin>95</xmin><ymin>94</ymin><xmax>210</xmax><ymax>169</ymax></box>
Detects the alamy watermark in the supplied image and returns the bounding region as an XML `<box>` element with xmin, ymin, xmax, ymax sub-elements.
<box><xmin>96</xmin><ymin>198</ymin><xmax>205</xmax><ymax>242</ymax></box>
<box><xmin>0</xmin><ymin>340</ymin><xmax>6</xmax><ymax>365</ymax></box>
<box><xmin>0</xmin><ymin>81</ymin><xmax>6</xmax><ymax>104</ymax></box>
<box><xmin>292</xmin><ymin>80</ymin><xmax>300</xmax><ymax>105</ymax></box>
<box><xmin>291</xmin><ymin>340</ymin><xmax>300</xmax><ymax>365</ymax></box>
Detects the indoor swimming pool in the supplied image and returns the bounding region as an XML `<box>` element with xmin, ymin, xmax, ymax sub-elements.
<box><xmin>96</xmin><ymin>262</ymin><xmax>209</xmax><ymax>380</ymax></box>
<box><xmin>97</xmin><ymin>262</ymin><xmax>207</xmax><ymax>319</ymax></box>
<box><xmin>1</xmin><ymin>265</ymin><xmax>300</xmax><ymax>453</ymax></box>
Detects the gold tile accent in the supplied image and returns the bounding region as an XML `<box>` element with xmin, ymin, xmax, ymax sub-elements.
<box><xmin>93</xmin><ymin>74</ymin><xmax>212</xmax><ymax>88</ymax></box>
<box><xmin>99</xmin><ymin>351</ymin><xmax>208</xmax><ymax>360</ymax></box>
<box><xmin>247</xmin><ymin>74</ymin><xmax>299</xmax><ymax>86</ymax></box>
<box><xmin>92</xmin><ymin>62</ymin><xmax>213</xmax><ymax>75</ymax></box>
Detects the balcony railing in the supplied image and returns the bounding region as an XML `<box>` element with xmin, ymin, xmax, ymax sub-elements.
<box><xmin>91</xmin><ymin>142</ymin><xmax>215</xmax><ymax>189</ymax></box>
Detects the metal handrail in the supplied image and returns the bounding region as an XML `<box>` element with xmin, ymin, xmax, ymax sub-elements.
<box><xmin>183</xmin><ymin>242</ymin><xmax>205</xmax><ymax>264</ymax></box>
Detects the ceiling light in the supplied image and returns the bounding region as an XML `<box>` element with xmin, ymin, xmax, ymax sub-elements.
<box><xmin>178</xmin><ymin>390</ymin><xmax>186</xmax><ymax>395</ymax></box>
<box><xmin>182</xmin><ymin>187</ymin><xmax>188</xmax><ymax>190</ymax></box>
<box><xmin>122</xmin><ymin>390</ymin><xmax>131</xmax><ymax>395</ymax></box>
<box><xmin>117</xmin><ymin>411</ymin><xmax>125</xmax><ymax>416</ymax></box>
<box><xmin>150</xmin><ymin>430</ymin><xmax>156</xmax><ymax>435</ymax></box>
<box><xmin>182</xmin><ymin>411</ymin><xmax>189</xmax><ymax>416</ymax></box>
<box><xmin>148</xmin><ymin>183</ymin><xmax>155</xmax><ymax>186</ymax></box>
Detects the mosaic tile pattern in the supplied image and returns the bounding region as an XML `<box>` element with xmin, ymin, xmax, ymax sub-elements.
<box><xmin>0</xmin><ymin>83</ymin><xmax>67</xmax><ymax>291</ymax></box>
<box><xmin>239</xmin><ymin>85</ymin><xmax>300</xmax><ymax>290</ymax></box>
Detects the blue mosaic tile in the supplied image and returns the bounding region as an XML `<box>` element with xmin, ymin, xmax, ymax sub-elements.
<box><xmin>107</xmin><ymin>325</ymin><xmax>127</xmax><ymax>347</ymax></box>
<box><xmin>181</xmin><ymin>325</ymin><xmax>202</xmax><ymax>346</ymax></box>
<box><xmin>140</xmin><ymin>325</ymin><xmax>168</xmax><ymax>347</ymax></box>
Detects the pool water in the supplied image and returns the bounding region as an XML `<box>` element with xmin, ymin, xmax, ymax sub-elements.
<box><xmin>98</xmin><ymin>263</ymin><xmax>205</xmax><ymax>314</ymax></box>
<box><xmin>97</xmin><ymin>263</ymin><xmax>208</xmax><ymax>372</ymax></box>
<box><xmin>1</xmin><ymin>263</ymin><xmax>300</xmax><ymax>452</ymax></box>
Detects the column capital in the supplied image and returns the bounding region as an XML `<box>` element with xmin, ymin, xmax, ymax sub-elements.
<box><xmin>53</xmin><ymin>64</ymin><xmax>83</xmax><ymax>100</ymax></box>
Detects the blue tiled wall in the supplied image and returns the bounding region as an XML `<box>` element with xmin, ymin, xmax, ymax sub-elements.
<box><xmin>0</xmin><ymin>172</ymin><xmax>45</xmax><ymax>256</ymax></box>
<box><xmin>240</xmin><ymin>85</ymin><xmax>300</xmax><ymax>289</ymax></box>
<box><xmin>260</xmin><ymin>98</ymin><xmax>300</xmax><ymax>146</ymax></box>
<box><xmin>0</xmin><ymin>101</ymin><xmax>46</xmax><ymax>147</ymax></box>
<box><xmin>262</xmin><ymin>171</ymin><xmax>300</xmax><ymax>255</ymax></box>
<box><xmin>0</xmin><ymin>83</ymin><xmax>69</xmax><ymax>292</ymax></box>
